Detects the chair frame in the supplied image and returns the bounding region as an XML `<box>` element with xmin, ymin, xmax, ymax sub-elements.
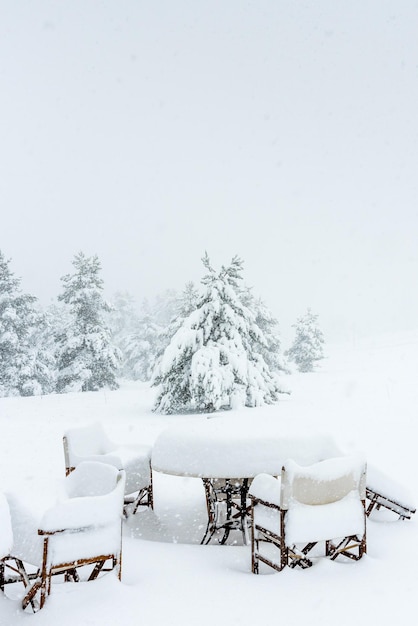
<box><xmin>366</xmin><ymin>486</ymin><xmax>416</xmax><ymax>520</ymax></box>
<box><xmin>1</xmin><ymin>557</ymin><xmax>40</xmax><ymax>611</ymax></box>
<box><xmin>30</xmin><ymin>525</ymin><xmax>122</xmax><ymax>611</ymax></box>
<box><xmin>123</xmin><ymin>472</ymin><xmax>153</xmax><ymax>515</ymax></box>
<box><xmin>250</xmin><ymin>495</ymin><xmax>285</xmax><ymax>573</ymax></box>
<box><xmin>2</xmin><ymin>526</ymin><xmax>122</xmax><ymax>612</ymax></box>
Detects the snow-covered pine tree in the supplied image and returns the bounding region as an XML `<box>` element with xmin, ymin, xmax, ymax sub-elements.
<box><xmin>107</xmin><ymin>294</ymin><xmax>165</xmax><ymax>381</ymax></box>
<box><xmin>286</xmin><ymin>308</ymin><xmax>325</xmax><ymax>372</ymax></box>
<box><xmin>152</xmin><ymin>289</ymin><xmax>179</xmax><ymax>327</ymax></box>
<box><xmin>119</xmin><ymin>308</ymin><xmax>163</xmax><ymax>381</ymax></box>
<box><xmin>153</xmin><ymin>281</ymin><xmax>201</xmax><ymax>367</ymax></box>
<box><xmin>152</xmin><ymin>254</ymin><xmax>283</xmax><ymax>414</ymax></box>
<box><xmin>108</xmin><ymin>291</ymin><xmax>142</xmax><ymax>379</ymax></box>
<box><xmin>176</xmin><ymin>281</ymin><xmax>200</xmax><ymax>320</ymax></box>
<box><xmin>23</xmin><ymin>307</ymin><xmax>57</xmax><ymax>395</ymax></box>
<box><xmin>56</xmin><ymin>252</ymin><xmax>121</xmax><ymax>392</ymax></box>
<box><xmin>108</xmin><ymin>291</ymin><xmax>139</xmax><ymax>341</ymax></box>
<box><xmin>0</xmin><ymin>251</ymin><xmax>53</xmax><ymax>396</ymax></box>
<box><xmin>240</xmin><ymin>286</ymin><xmax>289</xmax><ymax>374</ymax></box>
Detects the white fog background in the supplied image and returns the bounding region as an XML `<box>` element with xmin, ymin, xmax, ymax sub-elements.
<box><xmin>1</xmin><ymin>0</ymin><xmax>418</xmax><ymax>344</ymax></box>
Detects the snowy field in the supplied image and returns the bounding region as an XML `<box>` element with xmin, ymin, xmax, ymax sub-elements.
<box><xmin>0</xmin><ymin>330</ymin><xmax>417</xmax><ymax>625</ymax></box>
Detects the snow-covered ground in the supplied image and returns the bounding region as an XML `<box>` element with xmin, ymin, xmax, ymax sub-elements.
<box><xmin>0</xmin><ymin>330</ymin><xmax>417</xmax><ymax>625</ymax></box>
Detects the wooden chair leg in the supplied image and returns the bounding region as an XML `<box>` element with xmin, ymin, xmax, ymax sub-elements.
<box><xmin>22</xmin><ymin>580</ymin><xmax>42</xmax><ymax>612</ymax></box>
<box><xmin>88</xmin><ymin>561</ymin><xmax>106</xmax><ymax>581</ymax></box>
<box><xmin>114</xmin><ymin>551</ymin><xmax>122</xmax><ymax>581</ymax></box>
<box><xmin>287</xmin><ymin>543</ymin><xmax>315</xmax><ymax>569</ymax></box>
<box><xmin>326</xmin><ymin>534</ymin><xmax>366</xmax><ymax>561</ymax></box>
<box><xmin>64</xmin><ymin>568</ymin><xmax>80</xmax><ymax>582</ymax></box>
<box><xmin>251</xmin><ymin>503</ymin><xmax>259</xmax><ymax>574</ymax></box>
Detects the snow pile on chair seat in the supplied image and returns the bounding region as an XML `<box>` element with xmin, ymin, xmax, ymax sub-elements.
<box><xmin>0</xmin><ymin>492</ymin><xmax>13</xmax><ymax>557</ymax></box>
<box><xmin>285</xmin><ymin>492</ymin><xmax>365</xmax><ymax>544</ymax></box>
<box><xmin>48</xmin><ymin>522</ymin><xmax>122</xmax><ymax>565</ymax></box>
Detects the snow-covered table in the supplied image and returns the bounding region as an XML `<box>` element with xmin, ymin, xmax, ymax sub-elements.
<box><xmin>152</xmin><ymin>415</ymin><xmax>341</xmax><ymax>544</ymax></box>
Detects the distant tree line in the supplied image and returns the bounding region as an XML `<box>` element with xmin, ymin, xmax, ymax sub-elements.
<box><xmin>0</xmin><ymin>249</ymin><xmax>324</xmax><ymax>411</ymax></box>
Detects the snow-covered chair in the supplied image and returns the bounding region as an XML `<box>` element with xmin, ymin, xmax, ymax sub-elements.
<box><xmin>2</xmin><ymin>462</ymin><xmax>125</xmax><ymax>611</ymax></box>
<box><xmin>250</xmin><ymin>455</ymin><xmax>367</xmax><ymax>573</ymax></box>
<box><xmin>366</xmin><ymin>464</ymin><xmax>416</xmax><ymax>520</ymax></box>
<box><xmin>63</xmin><ymin>422</ymin><xmax>153</xmax><ymax>514</ymax></box>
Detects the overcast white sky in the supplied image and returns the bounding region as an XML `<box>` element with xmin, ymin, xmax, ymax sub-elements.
<box><xmin>1</xmin><ymin>0</ymin><xmax>418</xmax><ymax>343</ymax></box>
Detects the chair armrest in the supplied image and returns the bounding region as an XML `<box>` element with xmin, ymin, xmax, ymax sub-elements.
<box><xmin>38</xmin><ymin>525</ymin><xmax>95</xmax><ymax>536</ymax></box>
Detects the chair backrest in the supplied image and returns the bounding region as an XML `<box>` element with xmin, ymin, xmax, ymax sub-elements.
<box><xmin>0</xmin><ymin>492</ymin><xmax>13</xmax><ymax>558</ymax></box>
<box><xmin>281</xmin><ymin>455</ymin><xmax>366</xmax><ymax>510</ymax></box>
<box><xmin>63</xmin><ymin>423</ymin><xmax>115</xmax><ymax>470</ymax></box>
<box><xmin>64</xmin><ymin>461</ymin><xmax>122</xmax><ymax>499</ymax></box>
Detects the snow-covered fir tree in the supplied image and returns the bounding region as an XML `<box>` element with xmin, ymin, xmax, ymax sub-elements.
<box><xmin>108</xmin><ymin>291</ymin><xmax>139</xmax><ymax>341</ymax></box>
<box><xmin>119</xmin><ymin>306</ymin><xmax>164</xmax><ymax>381</ymax></box>
<box><xmin>113</xmin><ymin>284</ymin><xmax>200</xmax><ymax>383</ymax></box>
<box><xmin>176</xmin><ymin>281</ymin><xmax>200</xmax><ymax>320</ymax></box>
<box><xmin>240</xmin><ymin>286</ymin><xmax>289</xmax><ymax>374</ymax></box>
<box><xmin>108</xmin><ymin>291</ymin><xmax>142</xmax><ymax>379</ymax></box>
<box><xmin>55</xmin><ymin>252</ymin><xmax>121</xmax><ymax>392</ymax></box>
<box><xmin>152</xmin><ymin>254</ymin><xmax>284</xmax><ymax>414</ymax></box>
<box><xmin>286</xmin><ymin>308</ymin><xmax>325</xmax><ymax>372</ymax></box>
<box><xmin>108</xmin><ymin>293</ymin><xmax>167</xmax><ymax>381</ymax></box>
<box><xmin>23</xmin><ymin>307</ymin><xmax>57</xmax><ymax>396</ymax></box>
<box><xmin>152</xmin><ymin>289</ymin><xmax>179</xmax><ymax>327</ymax></box>
<box><xmin>153</xmin><ymin>281</ymin><xmax>201</xmax><ymax>369</ymax></box>
<box><xmin>0</xmin><ymin>251</ymin><xmax>54</xmax><ymax>396</ymax></box>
